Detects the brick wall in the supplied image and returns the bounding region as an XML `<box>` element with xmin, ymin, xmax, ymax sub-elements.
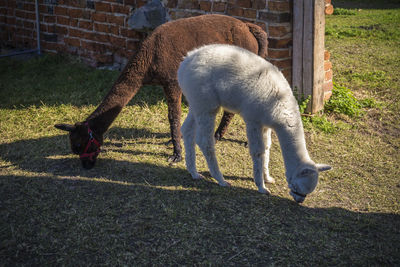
<box><xmin>0</xmin><ymin>0</ymin><xmax>333</xmax><ymax>100</ymax></box>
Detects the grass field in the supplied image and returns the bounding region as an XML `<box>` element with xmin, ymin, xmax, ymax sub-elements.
<box><xmin>1</xmin><ymin>1</ymin><xmax>399</xmax><ymax>265</ymax></box>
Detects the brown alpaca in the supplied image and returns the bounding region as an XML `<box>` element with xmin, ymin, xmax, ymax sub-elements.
<box><xmin>55</xmin><ymin>14</ymin><xmax>268</xmax><ymax>169</ymax></box>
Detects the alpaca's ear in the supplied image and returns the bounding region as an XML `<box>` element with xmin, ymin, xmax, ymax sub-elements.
<box><xmin>54</xmin><ymin>123</ymin><xmax>76</xmax><ymax>132</ymax></box>
<box><xmin>316</xmin><ymin>164</ymin><xmax>332</xmax><ymax>172</ymax></box>
<box><xmin>299</xmin><ymin>167</ymin><xmax>317</xmax><ymax>177</ymax></box>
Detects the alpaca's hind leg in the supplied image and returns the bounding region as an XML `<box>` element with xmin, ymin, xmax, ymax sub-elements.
<box><xmin>163</xmin><ymin>82</ymin><xmax>183</xmax><ymax>163</ymax></box>
<box><xmin>181</xmin><ymin>110</ymin><xmax>204</xmax><ymax>180</ymax></box>
<box><xmin>246</xmin><ymin>122</ymin><xmax>270</xmax><ymax>194</ymax></box>
<box><xmin>196</xmin><ymin>112</ymin><xmax>230</xmax><ymax>187</ymax></box>
<box><xmin>263</xmin><ymin>128</ymin><xmax>275</xmax><ymax>184</ymax></box>
<box><xmin>214</xmin><ymin>111</ymin><xmax>235</xmax><ymax>141</ymax></box>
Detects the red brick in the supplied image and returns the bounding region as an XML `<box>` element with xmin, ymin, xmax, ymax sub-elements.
<box><xmin>109</xmin><ymin>25</ymin><xmax>119</xmax><ymax>35</ymax></box>
<box><xmin>15</xmin><ymin>9</ymin><xmax>26</xmax><ymax>18</ymax></box>
<box><xmin>7</xmin><ymin>8</ymin><xmax>14</xmax><ymax>16</ymax></box>
<box><xmin>110</xmin><ymin>35</ymin><xmax>126</xmax><ymax>48</ymax></box>
<box><xmin>56</xmin><ymin>25</ymin><xmax>68</xmax><ymax>34</ymax></box>
<box><xmin>91</xmin><ymin>32</ymin><xmax>109</xmax><ymax>43</ymax></box>
<box><xmin>227</xmin><ymin>6</ymin><xmax>244</xmax><ymax>17</ymax></box>
<box><xmin>81</xmin><ymin>40</ymin><xmax>110</xmax><ymax>53</ymax></box>
<box><xmin>44</xmin><ymin>15</ymin><xmax>56</xmax><ymax>23</ymax></box>
<box><xmin>15</xmin><ymin>19</ymin><xmax>23</xmax><ymax>27</ymax></box>
<box><xmin>199</xmin><ymin>1</ymin><xmax>211</xmax><ymax>12</ymax></box>
<box><xmin>324</xmin><ymin>60</ymin><xmax>332</xmax><ymax>71</ymax></box>
<box><xmin>107</xmin><ymin>14</ymin><xmax>125</xmax><ymax>26</ymax></box>
<box><xmin>24</xmin><ymin>3</ymin><xmax>35</xmax><ymax>11</ymax></box>
<box><xmin>6</xmin><ymin>0</ymin><xmax>16</xmax><ymax>8</ymax></box>
<box><xmin>69</xmin><ymin>8</ymin><xmax>83</xmax><ymax>18</ymax></box>
<box><xmin>69</xmin><ymin>28</ymin><xmax>86</xmax><ymax>38</ymax></box>
<box><xmin>57</xmin><ymin>16</ymin><xmax>70</xmax><ymax>25</ymax></box>
<box><xmin>137</xmin><ymin>0</ymin><xmax>147</xmax><ymax>8</ymax></box>
<box><xmin>125</xmin><ymin>0</ymin><xmax>136</xmax><ymax>6</ymax></box>
<box><xmin>324</xmin><ymin>50</ymin><xmax>330</xmax><ymax>60</ymax></box>
<box><xmin>0</xmin><ymin>14</ymin><xmax>5</xmax><ymax>24</ymax></box>
<box><xmin>252</xmin><ymin>0</ymin><xmax>266</xmax><ymax>9</ymax></box>
<box><xmin>323</xmin><ymin>80</ymin><xmax>333</xmax><ymax>92</ymax></box>
<box><xmin>166</xmin><ymin>0</ymin><xmax>177</xmax><ymax>8</ymax></box>
<box><xmin>268</xmin><ymin>37</ymin><xmax>292</xmax><ymax>48</ymax></box>
<box><xmin>268</xmin><ymin>1</ymin><xmax>290</xmax><ymax>12</ymax></box>
<box><xmin>237</xmin><ymin>0</ymin><xmax>252</xmax><ymax>8</ymax></box>
<box><xmin>95</xmin><ymin>2</ymin><xmax>111</xmax><ymax>12</ymax></box>
<box><xmin>111</xmin><ymin>4</ymin><xmax>131</xmax><ymax>14</ymax></box>
<box><xmin>92</xmin><ymin>12</ymin><xmax>107</xmax><ymax>22</ymax></box>
<box><xmin>270</xmin><ymin>58</ymin><xmax>291</xmax><ymax>69</ymax></box>
<box><xmin>243</xmin><ymin>8</ymin><xmax>257</xmax><ymax>19</ymax></box>
<box><xmin>94</xmin><ymin>22</ymin><xmax>110</xmax><ymax>33</ymax></box>
<box><xmin>40</xmin><ymin>24</ymin><xmax>47</xmax><ymax>32</ymax></box>
<box><xmin>177</xmin><ymin>0</ymin><xmax>199</xmax><ymax>9</ymax></box>
<box><xmin>55</xmin><ymin>6</ymin><xmax>68</xmax><ymax>16</ymax></box>
<box><xmin>79</xmin><ymin>20</ymin><xmax>93</xmax><ymax>30</ymax></box>
<box><xmin>268</xmin><ymin>24</ymin><xmax>290</xmax><ymax>38</ymax></box>
<box><xmin>6</xmin><ymin>16</ymin><xmax>16</xmax><ymax>24</ymax></box>
<box><xmin>70</xmin><ymin>18</ymin><xmax>78</xmax><ymax>27</ymax></box>
<box><xmin>325</xmin><ymin>69</ymin><xmax>332</xmax><ymax>81</ymax></box>
<box><xmin>39</xmin><ymin>4</ymin><xmax>47</xmax><ymax>13</ymax></box>
<box><xmin>268</xmin><ymin>48</ymin><xmax>290</xmax><ymax>58</ymax></box>
<box><xmin>212</xmin><ymin>2</ymin><xmax>226</xmax><ymax>12</ymax></box>
<box><xmin>64</xmin><ymin>37</ymin><xmax>81</xmax><ymax>47</ymax></box>
<box><xmin>259</xmin><ymin>11</ymin><xmax>290</xmax><ymax>23</ymax></box>
<box><xmin>23</xmin><ymin>20</ymin><xmax>34</xmax><ymax>28</ymax></box>
<box><xmin>41</xmin><ymin>41</ymin><xmax>63</xmax><ymax>51</ymax></box>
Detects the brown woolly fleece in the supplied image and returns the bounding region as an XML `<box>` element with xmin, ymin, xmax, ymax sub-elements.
<box><xmin>56</xmin><ymin>14</ymin><xmax>268</xmax><ymax>166</ymax></box>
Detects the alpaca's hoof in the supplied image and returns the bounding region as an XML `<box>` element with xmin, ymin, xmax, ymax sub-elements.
<box><xmin>214</xmin><ymin>132</ymin><xmax>222</xmax><ymax>141</ymax></box>
<box><xmin>165</xmin><ymin>139</ymin><xmax>173</xmax><ymax>146</ymax></box>
<box><xmin>265</xmin><ymin>176</ymin><xmax>275</xmax><ymax>184</ymax></box>
<box><xmin>218</xmin><ymin>180</ymin><xmax>231</xmax><ymax>187</ymax></box>
<box><xmin>258</xmin><ymin>186</ymin><xmax>271</xmax><ymax>194</ymax></box>
<box><xmin>192</xmin><ymin>173</ymin><xmax>205</xmax><ymax>180</ymax></box>
<box><xmin>167</xmin><ymin>153</ymin><xmax>182</xmax><ymax>163</ymax></box>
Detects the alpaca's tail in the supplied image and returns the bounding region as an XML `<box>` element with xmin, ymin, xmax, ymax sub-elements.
<box><xmin>246</xmin><ymin>23</ymin><xmax>268</xmax><ymax>59</ymax></box>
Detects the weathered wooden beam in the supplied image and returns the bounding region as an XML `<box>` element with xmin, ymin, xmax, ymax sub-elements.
<box><xmin>292</xmin><ymin>0</ymin><xmax>303</xmax><ymax>98</ymax></box>
<box><xmin>312</xmin><ymin>0</ymin><xmax>326</xmax><ymax>113</ymax></box>
<box><xmin>292</xmin><ymin>0</ymin><xmax>326</xmax><ymax>113</ymax></box>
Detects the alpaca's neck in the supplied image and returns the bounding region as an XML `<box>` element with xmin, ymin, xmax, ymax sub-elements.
<box><xmin>86</xmin><ymin>50</ymin><xmax>150</xmax><ymax>135</ymax></box>
<box><xmin>274</xmin><ymin>118</ymin><xmax>311</xmax><ymax>177</ymax></box>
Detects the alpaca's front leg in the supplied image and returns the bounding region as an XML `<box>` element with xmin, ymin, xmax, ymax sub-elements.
<box><xmin>263</xmin><ymin>128</ymin><xmax>275</xmax><ymax>184</ymax></box>
<box><xmin>195</xmin><ymin>113</ymin><xmax>230</xmax><ymax>187</ymax></box>
<box><xmin>246</xmin><ymin>122</ymin><xmax>270</xmax><ymax>194</ymax></box>
<box><xmin>181</xmin><ymin>111</ymin><xmax>204</xmax><ymax>180</ymax></box>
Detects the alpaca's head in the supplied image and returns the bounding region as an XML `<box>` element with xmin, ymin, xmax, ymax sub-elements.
<box><xmin>288</xmin><ymin>162</ymin><xmax>331</xmax><ymax>203</ymax></box>
<box><xmin>54</xmin><ymin>122</ymin><xmax>103</xmax><ymax>169</ymax></box>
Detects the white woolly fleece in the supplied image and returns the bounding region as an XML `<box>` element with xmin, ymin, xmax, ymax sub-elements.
<box><xmin>178</xmin><ymin>44</ymin><xmax>331</xmax><ymax>203</ymax></box>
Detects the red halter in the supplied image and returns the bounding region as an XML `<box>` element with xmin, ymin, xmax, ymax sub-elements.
<box><xmin>80</xmin><ymin>122</ymin><xmax>101</xmax><ymax>161</ymax></box>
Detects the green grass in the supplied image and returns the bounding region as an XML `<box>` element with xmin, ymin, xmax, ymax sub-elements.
<box><xmin>1</xmin><ymin>3</ymin><xmax>400</xmax><ymax>265</ymax></box>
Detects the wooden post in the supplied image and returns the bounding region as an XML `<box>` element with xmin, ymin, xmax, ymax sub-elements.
<box><xmin>292</xmin><ymin>0</ymin><xmax>326</xmax><ymax>113</ymax></box>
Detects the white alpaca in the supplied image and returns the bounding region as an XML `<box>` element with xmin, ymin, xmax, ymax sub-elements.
<box><xmin>177</xmin><ymin>44</ymin><xmax>331</xmax><ymax>203</ymax></box>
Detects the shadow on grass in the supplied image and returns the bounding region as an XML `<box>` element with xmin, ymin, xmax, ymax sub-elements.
<box><xmin>333</xmin><ymin>0</ymin><xmax>400</xmax><ymax>9</ymax></box>
<box><xmin>1</xmin><ymin>134</ymin><xmax>400</xmax><ymax>265</ymax></box>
